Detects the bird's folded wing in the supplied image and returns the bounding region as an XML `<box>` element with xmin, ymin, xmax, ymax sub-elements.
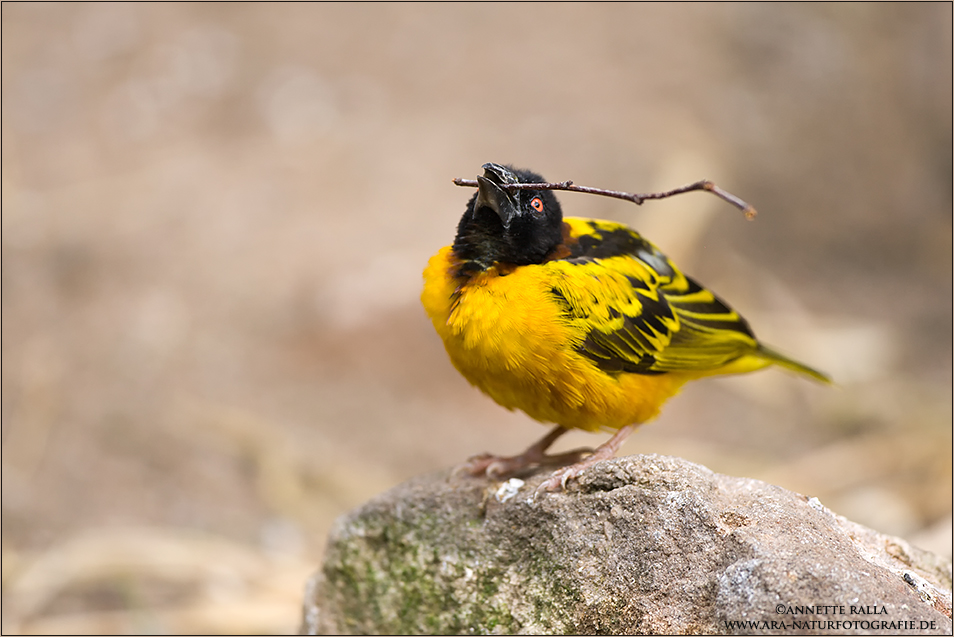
<box><xmin>551</xmin><ymin>220</ymin><xmax>760</xmax><ymax>375</ymax></box>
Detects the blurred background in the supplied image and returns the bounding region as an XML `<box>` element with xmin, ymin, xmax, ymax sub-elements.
<box><xmin>2</xmin><ymin>3</ymin><xmax>951</xmax><ymax>633</ymax></box>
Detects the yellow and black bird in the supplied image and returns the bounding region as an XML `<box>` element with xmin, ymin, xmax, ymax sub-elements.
<box><xmin>422</xmin><ymin>163</ymin><xmax>829</xmax><ymax>491</ymax></box>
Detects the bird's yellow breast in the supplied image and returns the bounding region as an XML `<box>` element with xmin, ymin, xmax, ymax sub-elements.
<box><xmin>421</xmin><ymin>244</ymin><xmax>689</xmax><ymax>432</ymax></box>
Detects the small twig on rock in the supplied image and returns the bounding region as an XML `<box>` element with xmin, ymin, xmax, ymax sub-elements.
<box><xmin>452</xmin><ymin>177</ymin><xmax>757</xmax><ymax>220</ymax></box>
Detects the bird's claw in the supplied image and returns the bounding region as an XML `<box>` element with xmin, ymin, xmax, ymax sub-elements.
<box><xmin>456</xmin><ymin>453</ymin><xmax>495</xmax><ymax>477</ymax></box>
<box><xmin>535</xmin><ymin>463</ymin><xmax>587</xmax><ymax>494</ymax></box>
<box><xmin>457</xmin><ymin>453</ymin><xmax>524</xmax><ymax>479</ymax></box>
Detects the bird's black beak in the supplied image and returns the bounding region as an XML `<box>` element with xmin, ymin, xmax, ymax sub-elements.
<box><xmin>475</xmin><ymin>163</ymin><xmax>520</xmax><ymax>229</ymax></box>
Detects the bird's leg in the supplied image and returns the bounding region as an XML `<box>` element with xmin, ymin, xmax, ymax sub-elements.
<box><xmin>538</xmin><ymin>423</ymin><xmax>638</xmax><ymax>492</ymax></box>
<box><xmin>462</xmin><ymin>425</ymin><xmax>594</xmax><ymax>479</ymax></box>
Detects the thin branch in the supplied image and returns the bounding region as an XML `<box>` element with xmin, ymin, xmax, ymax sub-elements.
<box><xmin>452</xmin><ymin>177</ymin><xmax>757</xmax><ymax>219</ymax></box>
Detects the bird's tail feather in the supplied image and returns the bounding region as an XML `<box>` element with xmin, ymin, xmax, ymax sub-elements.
<box><xmin>757</xmin><ymin>345</ymin><xmax>832</xmax><ymax>384</ymax></box>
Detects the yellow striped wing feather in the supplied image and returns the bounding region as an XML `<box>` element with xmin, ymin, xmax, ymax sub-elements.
<box><xmin>554</xmin><ymin>218</ymin><xmax>825</xmax><ymax>380</ymax></box>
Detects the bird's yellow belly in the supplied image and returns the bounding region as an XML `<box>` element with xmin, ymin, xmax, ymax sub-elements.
<box><xmin>421</xmin><ymin>247</ymin><xmax>688</xmax><ymax>432</ymax></box>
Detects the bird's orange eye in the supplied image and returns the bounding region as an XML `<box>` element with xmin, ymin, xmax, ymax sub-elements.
<box><xmin>530</xmin><ymin>197</ymin><xmax>544</xmax><ymax>213</ymax></box>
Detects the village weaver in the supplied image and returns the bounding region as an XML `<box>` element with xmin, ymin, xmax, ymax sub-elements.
<box><xmin>421</xmin><ymin>163</ymin><xmax>829</xmax><ymax>491</ymax></box>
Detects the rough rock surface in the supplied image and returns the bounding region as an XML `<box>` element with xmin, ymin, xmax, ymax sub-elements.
<box><xmin>303</xmin><ymin>455</ymin><xmax>952</xmax><ymax>635</ymax></box>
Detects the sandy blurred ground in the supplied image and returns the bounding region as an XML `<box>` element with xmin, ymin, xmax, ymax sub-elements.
<box><xmin>1</xmin><ymin>3</ymin><xmax>950</xmax><ymax>634</ymax></box>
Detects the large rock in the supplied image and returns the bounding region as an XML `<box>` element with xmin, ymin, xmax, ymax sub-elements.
<box><xmin>303</xmin><ymin>454</ymin><xmax>952</xmax><ymax>635</ymax></box>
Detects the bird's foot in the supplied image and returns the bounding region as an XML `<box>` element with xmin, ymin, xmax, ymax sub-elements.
<box><xmin>459</xmin><ymin>452</ymin><xmax>513</xmax><ymax>478</ymax></box>
<box><xmin>460</xmin><ymin>447</ymin><xmax>594</xmax><ymax>480</ymax></box>
<box><xmin>536</xmin><ymin>455</ymin><xmax>604</xmax><ymax>493</ymax></box>
<box><xmin>536</xmin><ymin>423</ymin><xmax>638</xmax><ymax>493</ymax></box>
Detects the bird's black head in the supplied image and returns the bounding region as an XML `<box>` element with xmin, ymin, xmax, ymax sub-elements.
<box><xmin>452</xmin><ymin>163</ymin><xmax>565</xmax><ymax>269</ymax></box>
